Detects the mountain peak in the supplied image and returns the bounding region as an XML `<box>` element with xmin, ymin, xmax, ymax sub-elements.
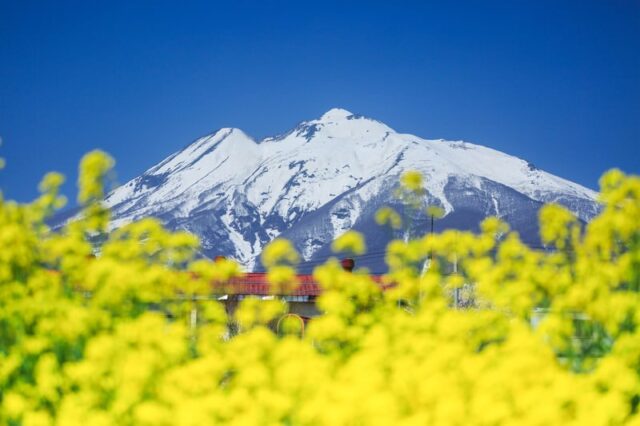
<box><xmin>97</xmin><ymin>109</ymin><xmax>601</xmax><ymax>272</ymax></box>
<box><xmin>320</xmin><ymin>108</ymin><xmax>354</xmax><ymax>121</ymax></box>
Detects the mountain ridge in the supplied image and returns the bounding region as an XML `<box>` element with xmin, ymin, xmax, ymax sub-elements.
<box><xmin>70</xmin><ymin>108</ymin><xmax>600</xmax><ymax>272</ymax></box>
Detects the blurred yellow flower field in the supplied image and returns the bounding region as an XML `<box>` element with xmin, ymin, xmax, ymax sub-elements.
<box><xmin>1</xmin><ymin>151</ymin><xmax>639</xmax><ymax>425</ymax></box>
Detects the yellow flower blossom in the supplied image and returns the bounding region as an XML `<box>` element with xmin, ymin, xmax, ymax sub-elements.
<box><xmin>375</xmin><ymin>206</ymin><xmax>403</xmax><ymax>229</ymax></box>
<box><xmin>1</xmin><ymin>157</ymin><xmax>640</xmax><ymax>425</ymax></box>
<box><xmin>331</xmin><ymin>230</ymin><xmax>366</xmax><ymax>255</ymax></box>
<box><xmin>400</xmin><ymin>170</ymin><xmax>424</xmax><ymax>194</ymax></box>
<box><xmin>261</xmin><ymin>238</ymin><xmax>300</xmax><ymax>268</ymax></box>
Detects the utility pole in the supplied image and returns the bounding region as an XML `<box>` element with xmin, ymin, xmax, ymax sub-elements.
<box><xmin>429</xmin><ymin>213</ymin><xmax>434</xmax><ymax>261</ymax></box>
<box><xmin>430</xmin><ymin>213</ymin><xmax>434</xmax><ymax>235</ymax></box>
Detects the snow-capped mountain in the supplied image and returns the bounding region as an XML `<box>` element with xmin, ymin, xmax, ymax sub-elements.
<box><xmin>101</xmin><ymin>108</ymin><xmax>600</xmax><ymax>272</ymax></box>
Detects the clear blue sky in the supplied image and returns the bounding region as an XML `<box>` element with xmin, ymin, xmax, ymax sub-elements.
<box><xmin>1</xmin><ymin>0</ymin><xmax>638</xmax><ymax>203</ymax></box>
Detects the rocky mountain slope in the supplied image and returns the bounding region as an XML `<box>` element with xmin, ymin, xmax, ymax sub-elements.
<box><xmin>97</xmin><ymin>108</ymin><xmax>600</xmax><ymax>272</ymax></box>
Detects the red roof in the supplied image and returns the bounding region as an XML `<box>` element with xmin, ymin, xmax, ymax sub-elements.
<box><xmin>214</xmin><ymin>273</ymin><xmax>386</xmax><ymax>296</ymax></box>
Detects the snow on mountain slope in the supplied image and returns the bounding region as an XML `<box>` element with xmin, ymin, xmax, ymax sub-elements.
<box><xmin>101</xmin><ymin>108</ymin><xmax>600</xmax><ymax>271</ymax></box>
